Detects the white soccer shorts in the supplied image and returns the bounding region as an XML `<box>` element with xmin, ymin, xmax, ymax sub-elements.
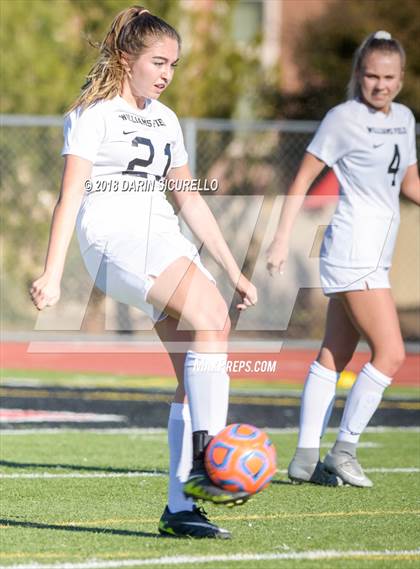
<box><xmin>81</xmin><ymin>230</ymin><xmax>215</xmax><ymax>322</ymax></box>
<box><xmin>320</xmin><ymin>259</ymin><xmax>391</xmax><ymax>297</ymax></box>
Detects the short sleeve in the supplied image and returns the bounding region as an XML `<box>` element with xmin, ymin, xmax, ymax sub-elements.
<box><xmin>307</xmin><ymin>107</ymin><xmax>353</xmax><ymax>167</ymax></box>
<box><xmin>62</xmin><ymin>104</ymin><xmax>106</xmax><ymax>163</ymax></box>
<box><xmin>170</xmin><ymin>116</ymin><xmax>188</xmax><ymax>168</ymax></box>
<box><xmin>407</xmin><ymin>111</ymin><xmax>417</xmax><ymax>166</ymax></box>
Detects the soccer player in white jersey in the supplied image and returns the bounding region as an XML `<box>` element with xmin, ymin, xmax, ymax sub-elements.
<box><xmin>30</xmin><ymin>6</ymin><xmax>258</xmax><ymax>538</ymax></box>
<box><xmin>267</xmin><ymin>31</ymin><xmax>419</xmax><ymax>487</ymax></box>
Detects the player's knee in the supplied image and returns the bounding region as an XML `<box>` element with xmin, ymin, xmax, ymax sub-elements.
<box><xmin>388</xmin><ymin>346</ymin><xmax>406</xmax><ymax>376</ymax></box>
<box><xmin>374</xmin><ymin>345</ymin><xmax>405</xmax><ymax>377</ymax></box>
<box><xmin>212</xmin><ymin>307</ymin><xmax>231</xmax><ymax>338</ymax></box>
<box><xmin>193</xmin><ymin>303</ymin><xmax>230</xmax><ymax>337</ymax></box>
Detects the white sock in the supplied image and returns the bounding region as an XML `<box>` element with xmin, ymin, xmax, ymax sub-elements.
<box><xmin>297</xmin><ymin>361</ymin><xmax>340</xmax><ymax>449</ymax></box>
<box><xmin>184</xmin><ymin>351</ymin><xmax>230</xmax><ymax>436</ymax></box>
<box><xmin>337</xmin><ymin>362</ymin><xmax>392</xmax><ymax>444</ymax></box>
<box><xmin>167</xmin><ymin>403</ymin><xmax>194</xmax><ymax>513</ymax></box>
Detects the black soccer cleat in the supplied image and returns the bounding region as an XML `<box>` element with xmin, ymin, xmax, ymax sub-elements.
<box><xmin>158</xmin><ymin>505</ymin><xmax>231</xmax><ymax>539</ymax></box>
<box><xmin>183</xmin><ymin>430</ymin><xmax>251</xmax><ymax>507</ymax></box>
<box><xmin>183</xmin><ymin>468</ymin><xmax>251</xmax><ymax>506</ymax></box>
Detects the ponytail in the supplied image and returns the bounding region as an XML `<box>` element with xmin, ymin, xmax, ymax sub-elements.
<box><xmin>68</xmin><ymin>5</ymin><xmax>180</xmax><ymax>113</ymax></box>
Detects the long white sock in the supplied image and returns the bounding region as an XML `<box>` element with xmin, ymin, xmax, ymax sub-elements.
<box><xmin>167</xmin><ymin>403</ymin><xmax>194</xmax><ymax>513</ymax></box>
<box><xmin>297</xmin><ymin>361</ymin><xmax>340</xmax><ymax>449</ymax></box>
<box><xmin>184</xmin><ymin>351</ymin><xmax>230</xmax><ymax>436</ymax></box>
<box><xmin>337</xmin><ymin>362</ymin><xmax>392</xmax><ymax>444</ymax></box>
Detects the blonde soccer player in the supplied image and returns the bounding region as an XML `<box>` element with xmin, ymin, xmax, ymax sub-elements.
<box><xmin>30</xmin><ymin>5</ymin><xmax>257</xmax><ymax>538</ymax></box>
<box><xmin>267</xmin><ymin>31</ymin><xmax>419</xmax><ymax>487</ymax></box>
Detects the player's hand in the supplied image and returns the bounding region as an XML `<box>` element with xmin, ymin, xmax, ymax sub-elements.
<box><xmin>29</xmin><ymin>273</ymin><xmax>61</xmax><ymax>311</ymax></box>
<box><xmin>234</xmin><ymin>274</ymin><xmax>258</xmax><ymax>311</ymax></box>
<box><xmin>266</xmin><ymin>237</ymin><xmax>289</xmax><ymax>277</ymax></box>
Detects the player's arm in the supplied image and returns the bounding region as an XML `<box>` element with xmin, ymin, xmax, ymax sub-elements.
<box><xmin>168</xmin><ymin>164</ymin><xmax>257</xmax><ymax>309</ymax></box>
<box><xmin>30</xmin><ymin>155</ymin><xmax>91</xmax><ymax>310</ymax></box>
<box><xmin>400</xmin><ymin>163</ymin><xmax>420</xmax><ymax>205</ymax></box>
<box><xmin>266</xmin><ymin>152</ymin><xmax>325</xmax><ymax>275</ymax></box>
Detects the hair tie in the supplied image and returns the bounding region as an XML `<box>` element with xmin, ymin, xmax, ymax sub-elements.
<box><xmin>373</xmin><ymin>30</ymin><xmax>392</xmax><ymax>40</ymax></box>
<box><xmin>138</xmin><ymin>9</ymin><xmax>150</xmax><ymax>16</ymax></box>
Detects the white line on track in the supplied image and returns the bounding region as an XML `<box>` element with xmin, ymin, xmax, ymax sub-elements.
<box><xmin>1</xmin><ymin>426</ymin><xmax>419</xmax><ymax>436</ymax></box>
<box><xmin>0</xmin><ymin>549</ymin><xmax>419</xmax><ymax>569</ymax></box>
<box><xmin>0</xmin><ymin>428</ymin><xmax>167</xmax><ymax>436</ymax></box>
<box><xmin>1</xmin><ymin>468</ymin><xmax>419</xmax><ymax>479</ymax></box>
<box><xmin>0</xmin><ymin>411</ymin><xmax>127</xmax><ymax>424</ymax></box>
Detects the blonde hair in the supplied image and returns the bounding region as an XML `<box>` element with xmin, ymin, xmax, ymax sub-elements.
<box><xmin>347</xmin><ymin>31</ymin><xmax>406</xmax><ymax>100</ymax></box>
<box><xmin>68</xmin><ymin>5</ymin><xmax>180</xmax><ymax>113</ymax></box>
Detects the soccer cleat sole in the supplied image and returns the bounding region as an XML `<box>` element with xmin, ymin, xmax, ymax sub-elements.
<box><xmin>288</xmin><ymin>460</ymin><xmax>342</xmax><ymax>487</ymax></box>
<box><xmin>324</xmin><ymin>468</ymin><xmax>372</xmax><ymax>488</ymax></box>
<box><xmin>158</xmin><ymin>516</ymin><xmax>231</xmax><ymax>539</ymax></box>
<box><xmin>158</xmin><ymin>522</ymin><xmax>177</xmax><ymax>537</ymax></box>
<box><xmin>158</xmin><ymin>523</ymin><xmax>230</xmax><ymax>539</ymax></box>
<box><xmin>183</xmin><ymin>483</ymin><xmax>251</xmax><ymax>506</ymax></box>
<box><xmin>184</xmin><ymin>490</ymin><xmax>251</xmax><ymax>507</ymax></box>
<box><xmin>288</xmin><ymin>474</ymin><xmax>342</xmax><ymax>487</ymax></box>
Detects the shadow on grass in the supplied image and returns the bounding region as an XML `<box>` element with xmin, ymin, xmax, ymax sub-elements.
<box><xmin>0</xmin><ymin>460</ymin><xmax>168</xmax><ymax>476</ymax></box>
<box><xmin>0</xmin><ymin>518</ymin><xmax>161</xmax><ymax>539</ymax></box>
<box><xmin>271</xmin><ymin>478</ymin><xmax>293</xmax><ymax>486</ymax></box>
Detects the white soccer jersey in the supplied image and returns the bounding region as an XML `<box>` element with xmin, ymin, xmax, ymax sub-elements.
<box><xmin>62</xmin><ymin>95</ymin><xmax>188</xmax><ymax>252</ymax></box>
<box><xmin>307</xmin><ymin>99</ymin><xmax>417</xmax><ymax>268</ymax></box>
<box><xmin>61</xmin><ymin>96</ymin><xmax>215</xmax><ymax>321</ymax></box>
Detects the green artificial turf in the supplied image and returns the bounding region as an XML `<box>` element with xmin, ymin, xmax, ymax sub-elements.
<box><xmin>1</xmin><ymin>429</ymin><xmax>419</xmax><ymax>568</ymax></box>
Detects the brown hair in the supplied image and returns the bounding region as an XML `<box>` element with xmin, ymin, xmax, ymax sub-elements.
<box><xmin>68</xmin><ymin>5</ymin><xmax>180</xmax><ymax>112</ymax></box>
<box><xmin>347</xmin><ymin>31</ymin><xmax>405</xmax><ymax>100</ymax></box>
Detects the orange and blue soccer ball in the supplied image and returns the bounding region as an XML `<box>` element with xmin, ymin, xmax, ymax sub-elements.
<box><xmin>205</xmin><ymin>423</ymin><xmax>277</xmax><ymax>495</ymax></box>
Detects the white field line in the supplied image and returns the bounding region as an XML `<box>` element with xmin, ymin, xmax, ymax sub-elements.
<box><xmin>0</xmin><ymin>549</ymin><xmax>419</xmax><ymax>569</ymax></box>
<box><xmin>269</xmin><ymin>426</ymin><xmax>420</xmax><ymax>434</ymax></box>
<box><xmin>0</xmin><ymin>426</ymin><xmax>419</xmax><ymax>436</ymax></box>
<box><xmin>364</xmin><ymin>467</ymin><xmax>420</xmax><ymax>473</ymax></box>
<box><xmin>320</xmin><ymin>441</ymin><xmax>381</xmax><ymax>448</ymax></box>
<box><xmin>0</xmin><ymin>472</ymin><xmax>166</xmax><ymax>479</ymax></box>
<box><xmin>1</xmin><ymin>468</ymin><xmax>419</xmax><ymax>480</ymax></box>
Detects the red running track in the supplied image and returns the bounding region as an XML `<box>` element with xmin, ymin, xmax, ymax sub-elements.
<box><xmin>1</xmin><ymin>342</ymin><xmax>419</xmax><ymax>385</ymax></box>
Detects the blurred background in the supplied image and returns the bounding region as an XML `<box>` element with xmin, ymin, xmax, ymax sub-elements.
<box><xmin>1</xmin><ymin>0</ymin><xmax>419</xmax><ymax>343</ymax></box>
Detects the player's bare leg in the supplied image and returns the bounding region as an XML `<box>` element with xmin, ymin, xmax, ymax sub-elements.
<box><xmin>154</xmin><ymin>314</ymin><xmax>231</xmax><ymax>538</ymax></box>
<box><xmin>317</xmin><ymin>298</ymin><xmax>361</xmax><ymax>373</ymax></box>
<box><xmin>155</xmin><ymin>316</ymin><xmax>192</xmax><ymax>515</ymax></box>
<box><xmin>155</xmin><ymin>315</ymin><xmax>190</xmax><ymax>403</ymax></box>
<box><xmin>324</xmin><ymin>289</ymin><xmax>404</xmax><ymax>487</ymax></box>
<box><xmin>289</xmin><ymin>298</ymin><xmax>359</xmax><ymax>486</ymax></box>
<box><xmin>149</xmin><ymin>258</ymin><xmax>249</xmax><ymax>515</ymax></box>
<box><xmin>341</xmin><ymin>289</ymin><xmax>405</xmax><ymax>377</ymax></box>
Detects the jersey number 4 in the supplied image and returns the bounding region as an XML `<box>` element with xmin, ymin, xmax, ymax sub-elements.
<box><xmin>122</xmin><ymin>136</ymin><xmax>171</xmax><ymax>178</ymax></box>
<box><xmin>388</xmin><ymin>144</ymin><xmax>400</xmax><ymax>187</ymax></box>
